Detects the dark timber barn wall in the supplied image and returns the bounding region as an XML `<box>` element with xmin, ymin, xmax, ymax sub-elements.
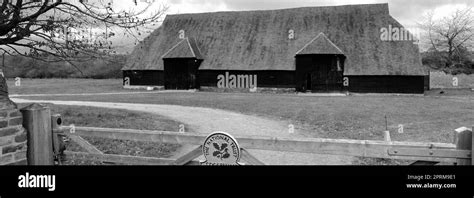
<box><xmin>199</xmin><ymin>70</ymin><xmax>295</xmax><ymax>88</ymax></box>
<box><xmin>123</xmin><ymin>70</ymin><xmax>296</xmax><ymax>89</ymax></box>
<box><xmin>122</xmin><ymin>4</ymin><xmax>428</xmax><ymax>94</ymax></box>
<box><xmin>123</xmin><ymin>70</ymin><xmax>163</xmax><ymax>86</ymax></box>
<box><xmin>346</xmin><ymin>76</ymin><xmax>425</xmax><ymax>93</ymax></box>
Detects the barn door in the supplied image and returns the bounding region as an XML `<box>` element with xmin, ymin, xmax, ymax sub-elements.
<box><xmin>311</xmin><ymin>56</ymin><xmax>341</xmax><ymax>92</ymax></box>
<box><xmin>164</xmin><ymin>59</ymin><xmax>199</xmax><ymax>90</ymax></box>
<box><xmin>312</xmin><ymin>57</ymin><xmax>329</xmax><ymax>92</ymax></box>
<box><xmin>310</xmin><ymin>72</ymin><xmax>321</xmax><ymax>91</ymax></box>
<box><xmin>177</xmin><ymin>72</ymin><xmax>187</xmax><ymax>89</ymax></box>
<box><xmin>327</xmin><ymin>57</ymin><xmax>342</xmax><ymax>91</ymax></box>
<box><xmin>171</xmin><ymin>62</ymin><xmax>185</xmax><ymax>90</ymax></box>
<box><xmin>306</xmin><ymin>73</ymin><xmax>312</xmax><ymax>91</ymax></box>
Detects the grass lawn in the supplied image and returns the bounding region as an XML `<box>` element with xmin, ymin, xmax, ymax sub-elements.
<box><xmin>18</xmin><ymin>91</ymin><xmax>474</xmax><ymax>144</ymax></box>
<box><xmin>17</xmin><ymin>104</ymin><xmax>185</xmax><ymax>165</ymax></box>
<box><xmin>10</xmin><ymin>79</ymin><xmax>474</xmax><ymax>165</ymax></box>
<box><xmin>7</xmin><ymin>78</ymin><xmax>129</xmax><ymax>95</ymax></box>
<box><xmin>430</xmin><ymin>71</ymin><xmax>474</xmax><ymax>89</ymax></box>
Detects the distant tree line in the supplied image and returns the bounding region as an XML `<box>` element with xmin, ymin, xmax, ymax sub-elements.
<box><xmin>422</xmin><ymin>50</ymin><xmax>474</xmax><ymax>75</ymax></box>
<box><xmin>1</xmin><ymin>54</ymin><xmax>125</xmax><ymax>79</ymax></box>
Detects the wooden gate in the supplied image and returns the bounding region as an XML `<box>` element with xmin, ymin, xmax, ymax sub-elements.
<box><xmin>22</xmin><ymin>103</ymin><xmax>473</xmax><ymax>166</ymax></box>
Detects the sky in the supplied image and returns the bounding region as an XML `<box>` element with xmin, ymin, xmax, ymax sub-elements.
<box><xmin>163</xmin><ymin>0</ymin><xmax>473</xmax><ymax>25</ymax></box>
<box><xmin>99</xmin><ymin>0</ymin><xmax>474</xmax><ymax>53</ymax></box>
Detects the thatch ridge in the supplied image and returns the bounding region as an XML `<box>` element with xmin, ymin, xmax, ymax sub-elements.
<box><xmin>165</xmin><ymin>3</ymin><xmax>390</xmax><ymax>16</ymax></box>
<box><xmin>123</xmin><ymin>3</ymin><xmax>425</xmax><ymax>76</ymax></box>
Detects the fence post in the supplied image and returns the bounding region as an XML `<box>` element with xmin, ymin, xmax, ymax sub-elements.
<box><xmin>383</xmin><ymin>131</ymin><xmax>391</xmax><ymax>142</ymax></box>
<box><xmin>454</xmin><ymin>127</ymin><xmax>473</xmax><ymax>166</ymax></box>
<box><xmin>20</xmin><ymin>103</ymin><xmax>53</xmax><ymax>165</ymax></box>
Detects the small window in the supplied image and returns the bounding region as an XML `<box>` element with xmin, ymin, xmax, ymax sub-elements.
<box><xmin>336</xmin><ymin>58</ymin><xmax>342</xmax><ymax>72</ymax></box>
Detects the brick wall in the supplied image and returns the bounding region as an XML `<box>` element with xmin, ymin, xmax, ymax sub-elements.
<box><xmin>0</xmin><ymin>99</ymin><xmax>27</xmax><ymax>165</ymax></box>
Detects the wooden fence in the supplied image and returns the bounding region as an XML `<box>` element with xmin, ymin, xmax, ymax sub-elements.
<box><xmin>22</xmin><ymin>103</ymin><xmax>473</xmax><ymax>165</ymax></box>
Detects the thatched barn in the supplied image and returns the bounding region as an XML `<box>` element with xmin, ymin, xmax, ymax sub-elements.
<box><xmin>122</xmin><ymin>3</ymin><xmax>427</xmax><ymax>93</ymax></box>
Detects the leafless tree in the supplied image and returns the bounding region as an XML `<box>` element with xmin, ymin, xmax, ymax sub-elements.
<box><xmin>0</xmin><ymin>0</ymin><xmax>167</xmax><ymax>98</ymax></box>
<box><xmin>419</xmin><ymin>7</ymin><xmax>474</xmax><ymax>66</ymax></box>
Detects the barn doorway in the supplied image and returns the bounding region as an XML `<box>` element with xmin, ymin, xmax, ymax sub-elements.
<box><xmin>163</xmin><ymin>59</ymin><xmax>201</xmax><ymax>90</ymax></box>
<box><xmin>162</xmin><ymin>37</ymin><xmax>203</xmax><ymax>90</ymax></box>
<box><xmin>295</xmin><ymin>33</ymin><xmax>345</xmax><ymax>92</ymax></box>
<box><xmin>296</xmin><ymin>55</ymin><xmax>345</xmax><ymax>92</ymax></box>
<box><xmin>312</xmin><ymin>55</ymin><xmax>343</xmax><ymax>92</ymax></box>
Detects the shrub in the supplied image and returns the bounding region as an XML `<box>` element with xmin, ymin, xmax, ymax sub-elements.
<box><xmin>3</xmin><ymin>55</ymin><xmax>126</xmax><ymax>79</ymax></box>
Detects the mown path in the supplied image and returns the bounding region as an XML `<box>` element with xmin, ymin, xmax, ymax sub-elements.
<box><xmin>12</xmin><ymin>98</ymin><xmax>354</xmax><ymax>165</ymax></box>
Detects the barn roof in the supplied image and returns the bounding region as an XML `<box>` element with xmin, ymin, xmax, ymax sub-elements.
<box><xmin>162</xmin><ymin>37</ymin><xmax>203</xmax><ymax>59</ymax></box>
<box><xmin>296</xmin><ymin>32</ymin><xmax>344</xmax><ymax>55</ymax></box>
<box><xmin>123</xmin><ymin>3</ymin><xmax>425</xmax><ymax>75</ymax></box>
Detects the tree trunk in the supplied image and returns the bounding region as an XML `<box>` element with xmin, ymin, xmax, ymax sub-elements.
<box><xmin>447</xmin><ymin>40</ymin><xmax>454</xmax><ymax>67</ymax></box>
<box><xmin>0</xmin><ymin>69</ymin><xmax>15</xmax><ymax>107</ymax></box>
<box><xmin>0</xmin><ymin>69</ymin><xmax>8</xmax><ymax>96</ymax></box>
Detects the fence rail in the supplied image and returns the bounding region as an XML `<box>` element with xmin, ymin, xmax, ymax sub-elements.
<box><xmin>21</xmin><ymin>103</ymin><xmax>473</xmax><ymax>165</ymax></box>
<box><xmin>55</xmin><ymin>126</ymin><xmax>472</xmax><ymax>164</ymax></box>
<box><xmin>63</xmin><ymin>151</ymin><xmax>201</xmax><ymax>165</ymax></box>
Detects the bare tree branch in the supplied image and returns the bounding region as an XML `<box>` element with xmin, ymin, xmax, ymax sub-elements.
<box><xmin>419</xmin><ymin>6</ymin><xmax>474</xmax><ymax>67</ymax></box>
<box><xmin>0</xmin><ymin>0</ymin><xmax>168</xmax><ymax>65</ymax></box>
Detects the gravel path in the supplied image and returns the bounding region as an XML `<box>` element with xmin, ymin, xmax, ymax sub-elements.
<box><xmin>12</xmin><ymin>98</ymin><xmax>354</xmax><ymax>165</ymax></box>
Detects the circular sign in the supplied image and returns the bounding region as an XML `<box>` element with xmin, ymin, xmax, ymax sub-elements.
<box><xmin>201</xmin><ymin>132</ymin><xmax>241</xmax><ymax>165</ymax></box>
